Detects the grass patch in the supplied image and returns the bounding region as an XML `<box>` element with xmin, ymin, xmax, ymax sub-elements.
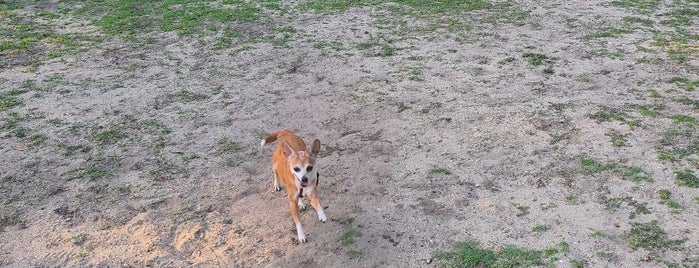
<box><xmin>339</xmin><ymin>229</ymin><xmax>363</xmax><ymax>246</ymax></box>
<box><xmin>302</xmin><ymin>0</ymin><xmax>493</xmax><ymax>14</ymax></box>
<box><xmin>670</xmin><ymin>114</ymin><xmax>696</xmax><ymax>125</ymax></box>
<box><xmin>590</xmin><ymin>106</ymin><xmax>638</xmax><ymax>127</ymax></box>
<box><xmin>522</xmin><ymin>53</ymin><xmax>548</xmax><ymax>66</ymax></box>
<box><xmin>532</xmin><ymin>224</ymin><xmax>551</xmax><ymax>233</ymax></box>
<box><xmin>178</xmin><ymin>90</ymin><xmax>208</xmax><ymax>102</ymax></box>
<box><xmin>637</xmin><ymin>105</ymin><xmax>662</xmax><ymax>117</ymax></box>
<box><xmin>216</xmin><ymin>137</ymin><xmax>240</xmax><ymax>154</ymax></box>
<box><xmin>433</xmin><ymin>241</ymin><xmax>554</xmax><ymax>267</ymax></box>
<box><xmin>431</xmin><ymin>167</ymin><xmax>451</xmax><ymax>175</ymax></box>
<box><xmin>622</xmin><ymin>221</ymin><xmax>686</xmax><ymax>253</ymax></box>
<box><xmin>598</xmin><ymin>196</ymin><xmax>651</xmax><ymax>219</ymax></box>
<box><xmin>75</xmin><ymin>0</ymin><xmax>265</xmax><ymax>37</ymax></box>
<box><xmin>607</xmin><ymin>131</ymin><xmax>629</xmax><ymax>147</ymax></box>
<box><xmin>608</xmin><ymin>0</ymin><xmax>661</xmax><ymax>14</ymax></box>
<box><xmin>669</xmin><ymin>76</ymin><xmax>699</xmax><ymax>91</ymax></box>
<box><xmin>89</xmin><ymin>125</ymin><xmax>127</xmax><ymax>145</ymax></box>
<box><xmin>674</xmin><ymin>169</ymin><xmax>699</xmax><ymax>187</ymax></box>
<box><xmin>580</xmin><ymin>157</ymin><xmax>653</xmax><ymax>183</ymax></box>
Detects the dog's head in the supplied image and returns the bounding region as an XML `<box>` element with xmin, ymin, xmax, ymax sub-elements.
<box><xmin>282</xmin><ymin>139</ymin><xmax>320</xmax><ymax>188</ymax></box>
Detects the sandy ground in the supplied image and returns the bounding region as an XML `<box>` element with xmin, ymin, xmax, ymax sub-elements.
<box><xmin>1</xmin><ymin>1</ymin><xmax>698</xmax><ymax>267</ymax></box>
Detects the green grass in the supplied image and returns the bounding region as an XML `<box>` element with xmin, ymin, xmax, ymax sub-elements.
<box><xmin>532</xmin><ymin>224</ymin><xmax>551</xmax><ymax>233</ymax></box>
<box><xmin>658</xmin><ymin>189</ymin><xmax>672</xmax><ymax>200</ymax></box>
<box><xmin>590</xmin><ymin>230</ymin><xmax>606</xmax><ymax>238</ymax></box>
<box><xmin>89</xmin><ymin>125</ymin><xmax>127</xmax><ymax>145</ymax></box>
<box><xmin>675</xmin><ymin>170</ymin><xmax>698</xmax><ymax>187</ymax></box>
<box><xmin>431</xmin><ymin>167</ymin><xmax>451</xmax><ymax>175</ymax></box>
<box><xmin>522</xmin><ymin>53</ymin><xmax>548</xmax><ymax>66</ymax></box>
<box><xmin>178</xmin><ymin>90</ymin><xmax>208</xmax><ymax>102</ymax></box>
<box><xmin>216</xmin><ymin>137</ymin><xmax>240</xmax><ymax>154</ymax></box>
<box><xmin>302</xmin><ymin>0</ymin><xmax>493</xmax><ymax>14</ymax></box>
<box><xmin>607</xmin><ymin>131</ymin><xmax>629</xmax><ymax>147</ymax></box>
<box><xmin>598</xmin><ymin>196</ymin><xmax>651</xmax><ymax>219</ymax></box>
<box><xmin>580</xmin><ymin>157</ymin><xmax>653</xmax><ymax>183</ymax></box>
<box><xmin>590</xmin><ymin>106</ymin><xmax>634</xmax><ymax>126</ymax></box>
<box><xmin>622</xmin><ymin>221</ymin><xmax>686</xmax><ymax>253</ymax></box>
<box><xmin>0</xmin><ymin>6</ymin><xmax>100</xmax><ymax>66</ymax></box>
<box><xmin>584</xmin><ymin>27</ymin><xmax>632</xmax><ymax>39</ymax></box>
<box><xmin>433</xmin><ymin>241</ymin><xmax>549</xmax><ymax>268</ymax></box>
<box><xmin>74</xmin><ymin>0</ymin><xmax>265</xmax><ymax>37</ymax></box>
<box><xmin>608</xmin><ymin>0</ymin><xmax>661</xmax><ymax>14</ymax></box>
<box><xmin>637</xmin><ymin>105</ymin><xmax>662</xmax><ymax>117</ymax></box>
<box><xmin>670</xmin><ymin>114</ymin><xmax>696</xmax><ymax>125</ymax></box>
<box><xmin>347</xmin><ymin>249</ymin><xmax>363</xmax><ymax>259</ymax></box>
<box><xmin>669</xmin><ymin>77</ymin><xmax>699</xmax><ymax>91</ymax></box>
<box><xmin>339</xmin><ymin>229</ymin><xmax>363</xmax><ymax>246</ymax></box>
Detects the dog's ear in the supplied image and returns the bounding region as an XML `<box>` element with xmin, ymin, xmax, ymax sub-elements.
<box><xmin>310</xmin><ymin>139</ymin><xmax>321</xmax><ymax>157</ymax></box>
<box><xmin>282</xmin><ymin>142</ymin><xmax>295</xmax><ymax>158</ymax></box>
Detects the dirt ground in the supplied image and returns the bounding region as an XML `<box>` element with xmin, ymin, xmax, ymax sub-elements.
<box><xmin>1</xmin><ymin>0</ymin><xmax>698</xmax><ymax>267</ymax></box>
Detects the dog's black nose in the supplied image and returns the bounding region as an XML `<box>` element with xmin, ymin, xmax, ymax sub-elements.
<box><xmin>301</xmin><ymin>176</ymin><xmax>308</xmax><ymax>183</ymax></box>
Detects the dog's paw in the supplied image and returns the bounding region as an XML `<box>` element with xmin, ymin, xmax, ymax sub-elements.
<box><xmin>296</xmin><ymin>224</ymin><xmax>306</xmax><ymax>243</ymax></box>
<box><xmin>317</xmin><ymin>211</ymin><xmax>327</xmax><ymax>222</ymax></box>
<box><xmin>273</xmin><ymin>180</ymin><xmax>281</xmax><ymax>192</ymax></box>
<box><xmin>298</xmin><ymin>200</ymin><xmax>306</xmax><ymax>211</ymax></box>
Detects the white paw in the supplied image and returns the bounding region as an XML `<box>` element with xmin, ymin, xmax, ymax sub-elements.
<box><xmin>273</xmin><ymin>180</ymin><xmax>281</xmax><ymax>192</ymax></box>
<box><xmin>296</xmin><ymin>224</ymin><xmax>306</xmax><ymax>243</ymax></box>
<box><xmin>298</xmin><ymin>199</ymin><xmax>306</xmax><ymax>211</ymax></box>
<box><xmin>317</xmin><ymin>210</ymin><xmax>327</xmax><ymax>222</ymax></box>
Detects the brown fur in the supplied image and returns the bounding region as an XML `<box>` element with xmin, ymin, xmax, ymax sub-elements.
<box><xmin>261</xmin><ymin>129</ymin><xmax>325</xmax><ymax>242</ymax></box>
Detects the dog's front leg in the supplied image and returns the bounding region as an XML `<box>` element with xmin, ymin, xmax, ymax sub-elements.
<box><xmin>289</xmin><ymin>195</ymin><xmax>306</xmax><ymax>242</ymax></box>
<box><xmin>309</xmin><ymin>189</ymin><xmax>326</xmax><ymax>222</ymax></box>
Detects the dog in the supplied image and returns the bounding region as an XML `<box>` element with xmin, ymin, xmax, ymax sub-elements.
<box><xmin>261</xmin><ymin>129</ymin><xmax>326</xmax><ymax>242</ymax></box>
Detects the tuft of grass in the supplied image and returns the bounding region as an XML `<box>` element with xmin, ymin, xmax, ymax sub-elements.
<box><xmin>340</xmin><ymin>229</ymin><xmax>363</xmax><ymax>246</ymax></box>
<box><xmin>431</xmin><ymin>167</ymin><xmax>451</xmax><ymax>175</ymax></box>
<box><xmin>347</xmin><ymin>250</ymin><xmax>363</xmax><ymax>259</ymax></box>
<box><xmin>580</xmin><ymin>157</ymin><xmax>653</xmax><ymax>183</ymax></box>
<box><xmin>598</xmin><ymin>196</ymin><xmax>651</xmax><ymax>219</ymax></box>
<box><xmin>674</xmin><ymin>170</ymin><xmax>698</xmax><ymax>188</ymax></box>
<box><xmin>522</xmin><ymin>53</ymin><xmax>548</xmax><ymax>66</ymax></box>
<box><xmin>77</xmin><ymin>1</ymin><xmax>264</xmax><ymax>37</ymax></box>
<box><xmin>608</xmin><ymin>0</ymin><xmax>661</xmax><ymax>14</ymax></box>
<box><xmin>433</xmin><ymin>241</ymin><xmax>547</xmax><ymax>268</ymax></box>
<box><xmin>670</xmin><ymin>114</ymin><xmax>696</xmax><ymax>125</ymax></box>
<box><xmin>178</xmin><ymin>90</ymin><xmax>208</xmax><ymax>102</ymax></box>
<box><xmin>584</xmin><ymin>27</ymin><xmax>631</xmax><ymax>39</ymax></box>
<box><xmin>607</xmin><ymin>131</ymin><xmax>629</xmax><ymax>147</ymax></box>
<box><xmin>658</xmin><ymin>189</ymin><xmax>672</xmax><ymax>200</ymax></box>
<box><xmin>89</xmin><ymin>125</ymin><xmax>127</xmax><ymax>145</ymax></box>
<box><xmin>532</xmin><ymin>224</ymin><xmax>551</xmax><ymax>233</ymax></box>
<box><xmin>669</xmin><ymin>77</ymin><xmax>699</xmax><ymax>91</ymax></box>
<box><xmin>622</xmin><ymin>221</ymin><xmax>686</xmax><ymax>253</ymax></box>
<box><xmin>396</xmin><ymin>102</ymin><xmax>411</xmax><ymax>113</ymax></box>
<box><xmin>590</xmin><ymin>230</ymin><xmax>606</xmax><ymax>238</ymax></box>
<box><xmin>216</xmin><ymin>137</ymin><xmax>240</xmax><ymax>154</ymax></box>
<box><xmin>637</xmin><ymin>105</ymin><xmax>661</xmax><ymax>117</ymax></box>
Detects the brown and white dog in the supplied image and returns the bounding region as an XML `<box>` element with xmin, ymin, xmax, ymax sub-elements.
<box><xmin>260</xmin><ymin>130</ymin><xmax>326</xmax><ymax>242</ymax></box>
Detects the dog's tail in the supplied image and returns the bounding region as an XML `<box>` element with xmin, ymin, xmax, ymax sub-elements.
<box><xmin>260</xmin><ymin>129</ymin><xmax>295</xmax><ymax>147</ymax></box>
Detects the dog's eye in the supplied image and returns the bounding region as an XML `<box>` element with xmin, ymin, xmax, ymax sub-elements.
<box><xmin>293</xmin><ymin>167</ymin><xmax>301</xmax><ymax>172</ymax></box>
<box><xmin>306</xmin><ymin>166</ymin><xmax>313</xmax><ymax>172</ymax></box>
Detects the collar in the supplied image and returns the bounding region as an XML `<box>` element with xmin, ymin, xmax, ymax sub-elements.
<box><xmin>298</xmin><ymin>173</ymin><xmax>320</xmax><ymax>198</ymax></box>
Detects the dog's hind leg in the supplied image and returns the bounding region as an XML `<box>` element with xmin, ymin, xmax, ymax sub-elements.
<box><xmin>272</xmin><ymin>170</ymin><xmax>281</xmax><ymax>192</ymax></box>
